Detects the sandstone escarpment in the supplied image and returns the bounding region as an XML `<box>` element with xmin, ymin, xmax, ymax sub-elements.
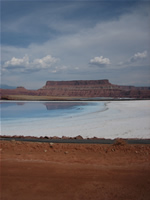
<box><xmin>44</xmin><ymin>79</ymin><xmax>111</xmax><ymax>86</ymax></box>
<box><xmin>1</xmin><ymin>79</ymin><xmax>150</xmax><ymax>99</ymax></box>
<box><xmin>39</xmin><ymin>79</ymin><xmax>113</xmax><ymax>97</ymax></box>
<box><xmin>38</xmin><ymin>79</ymin><xmax>150</xmax><ymax>99</ymax></box>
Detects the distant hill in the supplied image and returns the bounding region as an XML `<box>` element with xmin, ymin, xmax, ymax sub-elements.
<box><xmin>0</xmin><ymin>84</ymin><xmax>16</xmax><ymax>89</ymax></box>
<box><xmin>1</xmin><ymin>79</ymin><xmax>150</xmax><ymax>100</ymax></box>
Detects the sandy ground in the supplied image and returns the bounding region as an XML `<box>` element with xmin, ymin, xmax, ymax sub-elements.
<box><xmin>0</xmin><ymin>140</ymin><xmax>150</xmax><ymax>200</ymax></box>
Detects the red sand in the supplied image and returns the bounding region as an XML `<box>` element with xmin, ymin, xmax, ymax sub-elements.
<box><xmin>0</xmin><ymin>140</ymin><xmax>150</xmax><ymax>200</ymax></box>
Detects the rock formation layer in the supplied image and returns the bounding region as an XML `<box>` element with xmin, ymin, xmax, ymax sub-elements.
<box><xmin>1</xmin><ymin>79</ymin><xmax>150</xmax><ymax>99</ymax></box>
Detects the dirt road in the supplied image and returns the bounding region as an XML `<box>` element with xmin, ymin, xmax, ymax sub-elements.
<box><xmin>1</xmin><ymin>140</ymin><xmax>150</xmax><ymax>200</ymax></box>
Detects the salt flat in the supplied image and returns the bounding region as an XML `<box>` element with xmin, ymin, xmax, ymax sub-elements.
<box><xmin>45</xmin><ymin>100</ymin><xmax>150</xmax><ymax>139</ymax></box>
<box><xmin>1</xmin><ymin>100</ymin><xmax>150</xmax><ymax>139</ymax></box>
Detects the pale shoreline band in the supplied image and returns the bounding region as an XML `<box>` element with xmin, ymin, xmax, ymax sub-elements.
<box><xmin>1</xmin><ymin>100</ymin><xmax>150</xmax><ymax>139</ymax></box>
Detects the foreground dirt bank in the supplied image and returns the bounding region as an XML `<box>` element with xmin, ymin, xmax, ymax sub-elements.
<box><xmin>1</xmin><ymin>140</ymin><xmax>150</xmax><ymax>200</ymax></box>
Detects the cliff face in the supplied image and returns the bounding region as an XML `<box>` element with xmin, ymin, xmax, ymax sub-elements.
<box><xmin>1</xmin><ymin>79</ymin><xmax>150</xmax><ymax>99</ymax></box>
<box><xmin>45</xmin><ymin>79</ymin><xmax>110</xmax><ymax>86</ymax></box>
<box><xmin>38</xmin><ymin>79</ymin><xmax>150</xmax><ymax>99</ymax></box>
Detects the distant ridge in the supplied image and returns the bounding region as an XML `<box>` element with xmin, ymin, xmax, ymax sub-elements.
<box><xmin>1</xmin><ymin>79</ymin><xmax>150</xmax><ymax>100</ymax></box>
<box><xmin>0</xmin><ymin>84</ymin><xmax>16</xmax><ymax>89</ymax></box>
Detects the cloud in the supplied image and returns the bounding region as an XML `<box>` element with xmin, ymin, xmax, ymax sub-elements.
<box><xmin>129</xmin><ymin>51</ymin><xmax>147</xmax><ymax>62</ymax></box>
<box><xmin>32</xmin><ymin>55</ymin><xmax>58</xmax><ymax>69</ymax></box>
<box><xmin>3</xmin><ymin>54</ymin><xmax>59</xmax><ymax>72</ymax></box>
<box><xmin>2</xmin><ymin>3</ymin><xmax>149</xmax><ymax>70</ymax></box>
<box><xmin>89</xmin><ymin>56</ymin><xmax>110</xmax><ymax>67</ymax></box>
<box><xmin>4</xmin><ymin>55</ymin><xmax>29</xmax><ymax>68</ymax></box>
<box><xmin>118</xmin><ymin>50</ymin><xmax>148</xmax><ymax>67</ymax></box>
<box><xmin>1</xmin><ymin>2</ymin><xmax>150</xmax><ymax>88</ymax></box>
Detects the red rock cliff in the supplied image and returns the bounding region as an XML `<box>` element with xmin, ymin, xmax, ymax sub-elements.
<box><xmin>38</xmin><ymin>80</ymin><xmax>150</xmax><ymax>99</ymax></box>
<box><xmin>45</xmin><ymin>79</ymin><xmax>110</xmax><ymax>86</ymax></box>
<box><xmin>1</xmin><ymin>80</ymin><xmax>150</xmax><ymax>99</ymax></box>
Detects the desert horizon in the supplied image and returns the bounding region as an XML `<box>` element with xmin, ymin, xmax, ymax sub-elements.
<box><xmin>1</xmin><ymin>79</ymin><xmax>150</xmax><ymax>101</ymax></box>
<box><xmin>1</xmin><ymin>0</ymin><xmax>150</xmax><ymax>199</ymax></box>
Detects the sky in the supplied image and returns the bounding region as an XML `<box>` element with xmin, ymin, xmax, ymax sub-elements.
<box><xmin>1</xmin><ymin>0</ymin><xmax>150</xmax><ymax>89</ymax></box>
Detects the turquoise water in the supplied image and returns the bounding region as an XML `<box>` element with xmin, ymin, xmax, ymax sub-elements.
<box><xmin>1</xmin><ymin>101</ymin><xmax>150</xmax><ymax>139</ymax></box>
<box><xmin>1</xmin><ymin>101</ymin><xmax>105</xmax><ymax>122</ymax></box>
<box><xmin>1</xmin><ymin>101</ymin><xmax>106</xmax><ymax>137</ymax></box>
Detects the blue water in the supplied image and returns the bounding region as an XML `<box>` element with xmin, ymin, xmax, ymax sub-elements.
<box><xmin>1</xmin><ymin>101</ymin><xmax>105</xmax><ymax>122</ymax></box>
<box><xmin>1</xmin><ymin>101</ymin><xmax>150</xmax><ymax>139</ymax></box>
<box><xmin>1</xmin><ymin>101</ymin><xmax>106</xmax><ymax>137</ymax></box>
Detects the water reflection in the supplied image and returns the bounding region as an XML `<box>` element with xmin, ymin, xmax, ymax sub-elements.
<box><xmin>1</xmin><ymin>102</ymin><xmax>87</xmax><ymax>110</ymax></box>
<box><xmin>43</xmin><ymin>102</ymin><xmax>86</xmax><ymax>110</ymax></box>
<box><xmin>17</xmin><ymin>102</ymin><xmax>25</xmax><ymax>106</ymax></box>
<box><xmin>1</xmin><ymin>101</ymin><xmax>90</xmax><ymax>120</ymax></box>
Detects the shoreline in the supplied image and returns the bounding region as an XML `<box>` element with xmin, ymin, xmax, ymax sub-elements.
<box><xmin>1</xmin><ymin>136</ymin><xmax>150</xmax><ymax>144</ymax></box>
<box><xmin>1</xmin><ymin>100</ymin><xmax>150</xmax><ymax>139</ymax></box>
<box><xmin>1</xmin><ymin>95</ymin><xmax>150</xmax><ymax>101</ymax></box>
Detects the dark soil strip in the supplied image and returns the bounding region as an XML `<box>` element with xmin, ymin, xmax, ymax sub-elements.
<box><xmin>0</xmin><ymin>137</ymin><xmax>150</xmax><ymax>144</ymax></box>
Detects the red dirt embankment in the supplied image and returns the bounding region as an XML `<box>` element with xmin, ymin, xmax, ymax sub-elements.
<box><xmin>0</xmin><ymin>140</ymin><xmax>150</xmax><ymax>200</ymax></box>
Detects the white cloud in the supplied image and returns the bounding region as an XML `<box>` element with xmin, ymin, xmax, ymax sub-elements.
<box><xmin>89</xmin><ymin>56</ymin><xmax>110</xmax><ymax>67</ymax></box>
<box><xmin>4</xmin><ymin>55</ymin><xmax>29</xmax><ymax>68</ymax></box>
<box><xmin>32</xmin><ymin>55</ymin><xmax>58</xmax><ymax>69</ymax></box>
<box><xmin>130</xmin><ymin>51</ymin><xmax>147</xmax><ymax>62</ymax></box>
<box><xmin>3</xmin><ymin>54</ymin><xmax>59</xmax><ymax>72</ymax></box>
<box><xmin>118</xmin><ymin>50</ymin><xmax>148</xmax><ymax>68</ymax></box>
